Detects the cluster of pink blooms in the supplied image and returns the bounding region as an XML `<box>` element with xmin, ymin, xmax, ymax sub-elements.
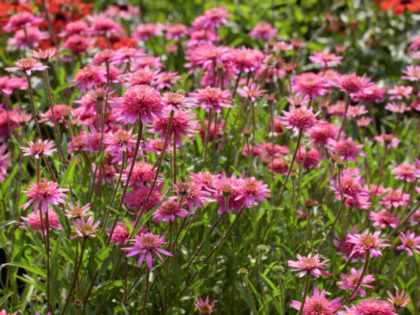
<box><xmin>0</xmin><ymin>2</ymin><xmax>419</xmax><ymax>314</ymax></box>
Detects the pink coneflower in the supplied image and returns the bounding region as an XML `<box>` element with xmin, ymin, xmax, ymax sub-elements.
<box><xmin>309</xmin><ymin>51</ymin><xmax>343</xmax><ymax>68</ymax></box>
<box><xmin>330</xmin><ymin>172</ymin><xmax>369</xmax><ymax>201</ymax></box>
<box><xmin>408</xmin><ymin>35</ymin><xmax>420</xmax><ymax>50</ymax></box>
<box><xmin>387</xmin><ymin>289</ymin><xmax>411</xmax><ymax>308</ymax></box>
<box><xmin>347</xmin><ymin>105</ymin><xmax>368</xmax><ymax>117</ymax></box>
<box><xmin>90</xmin><ymin>14</ymin><xmax>123</xmax><ymax>36</ymax></box>
<box><xmin>292</xmin><ymin>72</ymin><xmax>326</xmax><ymax>99</ymax></box>
<box><xmin>235</xmin><ymin>177</ymin><xmax>270</xmax><ymax>208</ymax></box>
<box><xmin>128</xmin><ymin>68</ymin><xmax>155</xmax><ymax>86</ymax></box>
<box><xmin>373</xmin><ymin>134</ymin><xmax>400</xmax><ymax>147</ymax></box>
<box><xmin>112</xmin><ymin>47</ymin><xmax>145</xmax><ymax>66</ymax></box>
<box><xmin>0</xmin><ymin>76</ymin><xmax>27</xmax><ymax>96</ymax></box>
<box><xmin>396</xmin><ymin>230</ymin><xmax>420</xmax><ymax>256</ymax></box>
<box><xmin>133</xmin><ymin>23</ymin><xmax>161</xmax><ymax>41</ymax></box>
<box><xmin>59</xmin><ymin>20</ymin><xmax>89</xmax><ymax>37</ymax></box>
<box><xmin>356</xmin><ymin>117</ymin><xmax>372</xmax><ymax>127</ymax></box>
<box><xmin>354</xmin><ymin>83</ymin><xmax>385</xmax><ymax>103</ymax></box>
<box><xmin>237</xmin><ymin>84</ymin><xmax>266</xmax><ymax>101</ymax></box>
<box><xmin>23</xmin><ymin>180</ymin><xmax>68</xmax><ymax>213</ymax></box>
<box><xmin>153</xmin><ymin>199</ymin><xmax>189</xmax><ymax>223</ymax></box>
<box><xmin>296</xmin><ymin>147</ymin><xmax>322</xmax><ymax>170</ymax></box>
<box><xmin>401</xmin><ymin>65</ymin><xmax>420</xmax><ymax>81</ymax></box>
<box><xmin>20</xmin><ymin>210</ymin><xmax>62</xmax><ymax>233</ymax></box>
<box><xmin>190</xmin><ymin>171</ymin><xmax>219</xmax><ymax>191</ymax></box>
<box><xmin>348</xmin><ymin>230</ymin><xmax>389</xmax><ymax>258</ymax></box>
<box><xmin>6</xmin><ymin>58</ymin><xmax>48</xmax><ymax>76</ymax></box>
<box><xmin>162</xmin><ymin>92</ymin><xmax>191</xmax><ymax>110</ymax></box>
<box><xmin>125</xmin><ymin>185</ymin><xmax>163</xmax><ymax>214</ymax></box>
<box><xmin>334</xmin><ymin>227</ymin><xmax>364</xmax><ymax>261</ymax></box>
<box><xmin>112</xmin><ymin>85</ymin><xmax>162</xmax><ymax>125</ymax></box>
<box><xmin>391</xmin><ymin>163</ymin><xmax>419</xmax><ymax>182</ymax></box>
<box><xmin>273</xmin><ymin>41</ymin><xmax>293</xmax><ymax>51</ymax></box>
<box><xmin>72</xmin><ymin>217</ymin><xmax>100</xmax><ymax>239</ymax></box>
<box><xmin>65</xmin><ymin>202</ymin><xmax>92</xmax><ymax>219</ymax></box>
<box><xmin>104</xmin><ymin>128</ymin><xmax>136</xmax><ymax>155</ymax></box>
<box><xmin>189</xmin><ymin>87</ymin><xmax>232</xmax><ymax>113</ymax></box>
<box><xmin>278</xmin><ymin>107</ymin><xmax>318</xmax><ymax>131</ymax></box>
<box><xmin>153</xmin><ymin>71</ymin><xmax>181</xmax><ymax>90</ymax></box>
<box><xmin>337</xmin><ymin>268</ymin><xmax>375</xmax><ymax>297</ymax></box>
<box><xmin>355</xmin><ymin>299</ymin><xmax>396</xmax><ymax>315</ymax></box>
<box><xmin>108</xmin><ymin>222</ymin><xmax>131</xmax><ymax>247</ymax></box>
<box><xmin>337</xmin><ymin>305</ymin><xmax>357</xmax><ymax>315</ymax></box>
<box><xmin>335</xmin><ymin>73</ymin><xmax>370</xmax><ymax>94</ymax></box>
<box><xmin>286</xmin><ymin>95</ymin><xmax>311</xmax><ymax>108</ymax></box>
<box><xmin>8</xmin><ymin>27</ymin><xmax>49</xmax><ymax>49</ymax></box>
<box><xmin>104</xmin><ymin>5</ymin><xmax>141</xmax><ymax>20</ymax></box>
<box><xmin>123</xmin><ymin>161</ymin><xmax>155</xmax><ymax>185</ymax></box>
<box><xmin>388</xmin><ymin>85</ymin><xmax>413</xmax><ymax>100</ymax></box>
<box><xmin>249</xmin><ymin>21</ymin><xmax>277</xmax><ymax>41</ymax></box>
<box><xmin>185</xmin><ymin>45</ymin><xmax>228</xmax><ymax>72</ymax></box>
<box><xmin>150</xmin><ymin>109</ymin><xmax>196</xmax><ymax>145</ymax></box>
<box><xmin>212</xmin><ymin>175</ymin><xmax>244</xmax><ymax>213</ymax></box>
<box><xmin>385</xmin><ymin>102</ymin><xmax>410</xmax><ymax>113</ymax></box>
<box><xmin>122</xmin><ymin>233</ymin><xmax>172</xmax><ymax>268</ymax></box>
<box><xmin>369</xmin><ymin>210</ymin><xmax>399</xmax><ymax>229</ymax></box>
<box><xmin>0</xmin><ymin>145</ymin><xmax>11</xmax><ymax>181</ymax></box>
<box><xmin>21</xmin><ymin>139</ymin><xmax>56</xmax><ymax>160</ymax></box>
<box><xmin>201</xmin><ymin>6</ymin><xmax>231</xmax><ymax>29</ymax></box>
<box><xmin>287</xmin><ymin>253</ymin><xmax>331</xmax><ymax>278</ymax></box>
<box><xmin>174</xmin><ymin>182</ymin><xmax>212</xmax><ymax>211</ymax></box>
<box><xmin>227</xmin><ymin>47</ymin><xmax>264</xmax><ymax>73</ymax></box>
<box><xmin>165</xmin><ymin>24</ymin><xmax>188</xmax><ymax>40</ymax></box>
<box><xmin>4</xmin><ymin>12</ymin><xmax>42</xmax><ymax>33</ymax></box>
<box><xmin>62</xmin><ymin>35</ymin><xmax>91</xmax><ymax>55</ymax></box>
<box><xmin>31</xmin><ymin>48</ymin><xmax>57</xmax><ymax>61</ymax></box>
<box><xmin>195</xmin><ymin>296</ymin><xmax>217</xmax><ymax>314</ymax></box>
<box><xmin>72</xmin><ymin>65</ymin><xmax>107</xmax><ymax>91</ymax></box>
<box><xmin>309</xmin><ymin>122</ymin><xmax>338</xmax><ymax>146</ymax></box>
<box><xmin>328</xmin><ymin>138</ymin><xmax>365</xmax><ymax>162</ymax></box>
<box><xmin>290</xmin><ymin>287</ymin><xmax>341</xmax><ymax>315</ymax></box>
<box><xmin>132</xmin><ymin>56</ymin><xmax>163</xmax><ymax>71</ymax></box>
<box><xmin>379</xmin><ymin>189</ymin><xmax>410</xmax><ymax>209</ymax></box>
<box><xmin>267</xmin><ymin>157</ymin><xmax>288</xmax><ymax>174</ymax></box>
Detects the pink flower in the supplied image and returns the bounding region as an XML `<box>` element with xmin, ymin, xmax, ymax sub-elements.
<box><xmin>6</xmin><ymin>58</ymin><xmax>48</xmax><ymax>76</ymax></box>
<box><xmin>20</xmin><ymin>210</ymin><xmax>62</xmax><ymax>233</ymax></box>
<box><xmin>385</xmin><ymin>102</ymin><xmax>411</xmax><ymax>113</ymax></box>
<box><xmin>309</xmin><ymin>51</ymin><xmax>343</xmax><ymax>68</ymax></box>
<box><xmin>292</xmin><ymin>72</ymin><xmax>326</xmax><ymax>99</ymax></box>
<box><xmin>408</xmin><ymin>35</ymin><xmax>420</xmax><ymax>50</ymax></box>
<box><xmin>21</xmin><ymin>139</ymin><xmax>56</xmax><ymax>160</ymax></box>
<box><xmin>290</xmin><ymin>287</ymin><xmax>341</xmax><ymax>314</ymax></box>
<box><xmin>149</xmin><ymin>109</ymin><xmax>196</xmax><ymax>146</ymax></box>
<box><xmin>152</xmin><ymin>199</ymin><xmax>189</xmax><ymax>223</ymax></box>
<box><xmin>396</xmin><ymin>230</ymin><xmax>420</xmax><ymax>256</ymax></box>
<box><xmin>401</xmin><ymin>65</ymin><xmax>420</xmax><ymax>81</ymax></box>
<box><xmin>23</xmin><ymin>180</ymin><xmax>68</xmax><ymax>213</ymax></box>
<box><xmin>334</xmin><ymin>227</ymin><xmax>364</xmax><ymax>261</ymax></box>
<box><xmin>348</xmin><ymin>230</ymin><xmax>390</xmax><ymax>258</ymax></box>
<box><xmin>355</xmin><ymin>299</ymin><xmax>396</xmax><ymax>315</ymax></box>
<box><xmin>388</xmin><ymin>85</ymin><xmax>413</xmax><ymax>100</ymax></box>
<box><xmin>89</xmin><ymin>14</ymin><xmax>123</xmax><ymax>36</ymax></box>
<box><xmin>125</xmin><ymin>185</ymin><xmax>163</xmax><ymax>214</ymax></box>
<box><xmin>123</xmin><ymin>162</ymin><xmax>155</xmax><ymax>185</ymax></box>
<box><xmin>108</xmin><ymin>222</ymin><xmax>131</xmax><ymax>247</ymax></box>
<box><xmin>65</xmin><ymin>202</ymin><xmax>92</xmax><ymax>219</ymax></box>
<box><xmin>379</xmin><ymin>189</ymin><xmax>410</xmax><ymax>209</ymax></box>
<box><xmin>201</xmin><ymin>6</ymin><xmax>231</xmax><ymax>29</ymax></box>
<box><xmin>62</xmin><ymin>35</ymin><xmax>91</xmax><ymax>55</ymax></box>
<box><xmin>335</xmin><ymin>73</ymin><xmax>370</xmax><ymax>94</ymax></box>
<box><xmin>330</xmin><ymin>172</ymin><xmax>369</xmax><ymax>201</ymax></box>
<box><xmin>4</xmin><ymin>12</ymin><xmax>42</xmax><ymax>32</ymax></box>
<box><xmin>112</xmin><ymin>85</ymin><xmax>162</xmax><ymax>125</ymax></box>
<box><xmin>328</xmin><ymin>138</ymin><xmax>365</xmax><ymax>162</ymax></box>
<box><xmin>72</xmin><ymin>217</ymin><xmax>100</xmax><ymax>238</ymax></box>
<box><xmin>278</xmin><ymin>107</ymin><xmax>318</xmax><ymax>131</ymax></box>
<box><xmin>287</xmin><ymin>253</ymin><xmax>331</xmax><ymax>278</ymax></box>
<box><xmin>249</xmin><ymin>21</ymin><xmax>277</xmax><ymax>41</ymax></box>
<box><xmin>111</xmin><ymin>47</ymin><xmax>145</xmax><ymax>66</ymax></box>
<box><xmin>237</xmin><ymin>84</ymin><xmax>266</xmax><ymax>101</ymax></box>
<box><xmin>309</xmin><ymin>122</ymin><xmax>338</xmax><ymax>145</ymax></box>
<box><xmin>354</xmin><ymin>83</ymin><xmax>385</xmax><ymax>103</ymax></box>
<box><xmin>104</xmin><ymin>128</ymin><xmax>136</xmax><ymax>155</ymax></box>
<box><xmin>133</xmin><ymin>23</ymin><xmax>161</xmax><ymax>41</ymax></box>
<box><xmin>369</xmin><ymin>210</ymin><xmax>399</xmax><ymax>229</ymax></box>
<box><xmin>212</xmin><ymin>174</ymin><xmax>244</xmax><ymax>213</ymax></box>
<box><xmin>31</xmin><ymin>48</ymin><xmax>57</xmax><ymax>61</ymax></box>
<box><xmin>189</xmin><ymin>87</ymin><xmax>232</xmax><ymax>113</ymax></box>
<box><xmin>235</xmin><ymin>177</ymin><xmax>270</xmax><ymax>208</ymax></box>
<box><xmin>72</xmin><ymin>65</ymin><xmax>107</xmax><ymax>91</ymax></box>
<box><xmin>296</xmin><ymin>147</ymin><xmax>322</xmax><ymax>170</ymax></box>
<box><xmin>387</xmin><ymin>289</ymin><xmax>411</xmax><ymax>308</ymax></box>
<box><xmin>0</xmin><ymin>145</ymin><xmax>11</xmax><ymax>181</ymax></box>
<box><xmin>391</xmin><ymin>163</ymin><xmax>419</xmax><ymax>182</ymax></box>
<box><xmin>8</xmin><ymin>27</ymin><xmax>49</xmax><ymax>49</ymax></box>
<box><xmin>59</xmin><ymin>20</ymin><xmax>89</xmax><ymax>37</ymax></box>
<box><xmin>122</xmin><ymin>233</ymin><xmax>172</xmax><ymax>268</ymax></box>
<box><xmin>373</xmin><ymin>134</ymin><xmax>400</xmax><ymax>147</ymax></box>
<box><xmin>337</xmin><ymin>268</ymin><xmax>375</xmax><ymax>297</ymax></box>
<box><xmin>165</xmin><ymin>24</ymin><xmax>188</xmax><ymax>40</ymax></box>
<box><xmin>162</xmin><ymin>92</ymin><xmax>191</xmax><ymax>110</ymax></box>
<box><xmin>153</xmin><ymin>71</ymin><xmax>181</xmax><ymax>90</ymax></box>
<box><xmin>195</xmin><ymin>296</ymin><xmax>217</xmax><ymax>314</ymax></box>
<box><xmin>227</xmin><ymin>47</ymin><xmax>264</xmax><ymax>73</ymax></box>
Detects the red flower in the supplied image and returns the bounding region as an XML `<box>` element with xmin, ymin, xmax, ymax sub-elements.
<box><xmin>378</xmin><ymin>0</ymin><xmax>420</xmax><ymax>15</ymax></box>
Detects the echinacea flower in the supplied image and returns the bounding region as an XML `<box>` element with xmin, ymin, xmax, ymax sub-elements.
<box><xmin>290</xmin><ymin>287</ymin><xmax>341</xmax><ymax>315</ymax></box>
<box><xmin>292</xmin><ymin>72</ymin><xmax>326</xmax><ymax>99</ymax></box>
<box><xmin>4</xmin><ymin>12</ymin><xmax>42</xmax><ymax>33</ymax></box>
<box><xmin>335</xmin><ymin>73</ymin><xmax>370</xmax><ymax>94</ymax></box>
<box><xmin>8</xmin><ymin>27</ymin><xmax>49</xmax><ymax>49</ymax></box>
<box><xmin>288</xmin><ymin>253</ymin><xmax>331</xmax><ymax>278</ymax></box>
<box><xmin>369</xmin><ymin>210</ymin><xmax>399</xmax><ymax>229</ymax></box>
<box><xmin>23</xmin><ymin>180</ymin><xmax>68</xmax><ymax>213</ymax></box>
<box><xmin>235</xmin><ymin>177</ymin><xmax>271</xmax><ymax>208</ymax></box>
<box><xmin>278</xmin><ymin>107</ymin><xmax>318</xmax><ymax>131</ymax></box>
<box><xmin>387</xmin><ymin>289</ymin><xmax>411</xmax><ymax>308</ymax></box>
<box><xmin>355</xmin><ymin>299</ymin><xmax>396</xmax><ymax>315</ymax></box>
<box><xmin>21</xmin><ymin>139</ymin><xmax>56</xmax><ymax>160</ymax></box>
<box><xmin>152</xmin><ymin>199</ymin><xmax>189</xmax><ymax>223</ymax></box>
<box><xmin>72</xmin><ymin>217</ymin><xmax>100</xmax><ymax>238</ymax></box>
<box><xmin>379</xmin><ymin>189</ymin><xmax>410</xmax><ymax>209</ymax></box>
<box><xmin>309</xmin><ymin>122</ymin><xmax>338</xmax><ymax>145</ymax></box>
<box><xmin>249</xmin><ymin>21</ymin><xmax>277</xmax><ymax>40</ymax></box>
<box><xmin>112</xmin><ymin>85</ymin><xmax>162</xmax><ymax>125</ymax></box>
<box><xmin>348</xmin><ymin>230</ymin><xmax>390</xmax><ymax>258</ymax></box>
<box><xmin>65</xmin><ymin>202</ymin><xmax>93</xmax><ymax>219</ymax></box>
<box><xmin>174</xmin><ymin>182</ymin><xmax>212</xmax><ymax>211</ymax></box>
<box><xmin>122</xmin><ymin>233</ymin><xmax>172</xmax><ymax>268</ymax></box>
<box><xmin>6</xmin><ymin>58</ymin><xmax>48</xmax><ymax>76</ymax></box>
<box><xmin>20</xmin><ymin>209</ymin><xmax>62</xmax><ymax>233</ymax></box>
<box><xmin>373</xmin><ymin>134</ymin><xmax>400</xmax><ymax>147</ymax></box>
<box><xmin>388</xmin><ymin>85</ymin><xmax>413</xmax><ymax>100</ymax></box>
<box><xmin>195</xmin><ymin>296</ymin><xmax>217</xmax><ymax>314</ymax></box>
<box><xmin>391</xmin><ymin>163</ymin><xmax>419</xmax><ymax>182</ymax></box>
<box><xmin>328</xmin><ymin>138</ymin><xmax>365</xmax><ymax>162</ymax></box>
<box><xmin>401</xmin><ymin>65</ymin><xmax>420</xmax><ymax>81</ymax></box>
<box><xmin>189</xmin><ymin>87</ymin><xmax>232</xmax><ymax>113</ymax></box>
<box><xmin>396</xmin><ymin>230</ymin><xmax>420</xmax><ymax>256</ymax></box>
<box><xmin>337</xmin><ymin>268</ymin><xmax>375</xmax><ymax>297</ymax></box>
<box><xmin>0</xmin><ymin>145</ymin><xmax>11</xmax><ymax>181</ymax></box>
<box><xmin>309</xmin><ymin>51</ymin><xmax>343</xmax><ymax>68</ymax></box>
<box><xmin>108</xmin><ymin>222</ymin><xmax>131</xmax><ymax>247</ymax></box>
